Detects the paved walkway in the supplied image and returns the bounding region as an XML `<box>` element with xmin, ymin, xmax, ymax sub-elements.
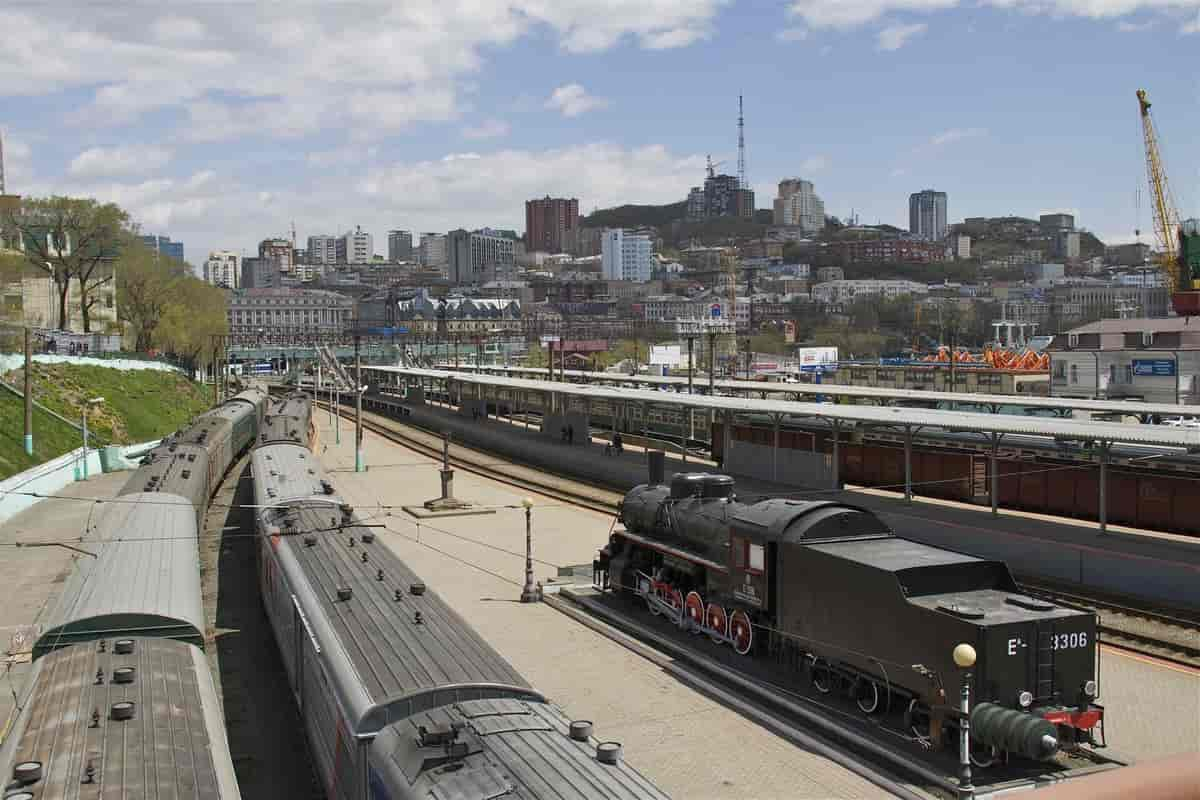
<box><xmin>0</xmin><ymin>471</ymin><xmax>129</xmax><ymax>727</ymax></box>
<box><xmin>314</xmin><ymin>415</ymin><xmax>905</xmax><ymax>800</ymax></box>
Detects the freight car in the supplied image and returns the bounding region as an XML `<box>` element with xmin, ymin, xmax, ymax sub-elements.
<box><xmin>597</xmin><ymin>472</ymin><xmax>1105</xmax><ymax>766</ymax></box>
<box><xmin>251</xmin><ymin>441</ymin><xmax>670</xmax><ymax>800</ymax></box>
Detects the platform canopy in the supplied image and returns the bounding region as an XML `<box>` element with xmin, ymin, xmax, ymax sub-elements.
<box><xmin>371</xmin><ymin>366</ymin><xmax>1200</xmax><ymax>449</ymax></box>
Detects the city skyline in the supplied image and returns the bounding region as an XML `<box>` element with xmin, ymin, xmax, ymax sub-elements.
<box><xmin>2</xmin><ymin>3</ymin><xmax>1197</xmax><ymax>264</ymax></box>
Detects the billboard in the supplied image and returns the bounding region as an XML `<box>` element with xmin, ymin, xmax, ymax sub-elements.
<box><xmin>795</xmin><ymin>346</ymin><xmax>838</xmax><ymax>367</ymax></box>
<box><xmin>650</xmin><ymin>345</ymin><xmax>683</xmax><ymax>366</ymax></box>
<box><xmin>1132</xmin><ymin>359</ymin><xmax>1175</xmax><ymax>377</ymax></box>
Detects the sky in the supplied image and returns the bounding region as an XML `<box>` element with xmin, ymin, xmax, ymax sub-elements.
<box><xmin>2</xmin><ymin>1</ymin><xmax>1199</xmax><ymax>268</ymax></box>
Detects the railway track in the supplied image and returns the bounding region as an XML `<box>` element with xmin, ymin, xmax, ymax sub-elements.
<box><xmin>310</xmin><ymin>392</ymin><xmax>1200</xmax><ymax>672</ymax></box>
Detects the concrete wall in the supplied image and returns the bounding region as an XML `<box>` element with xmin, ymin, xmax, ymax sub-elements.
<box><xmin>540</xmin><ymin>412</ymin><xmax>591</xmax><ymax>445</ymax></box>
<box><xmin>0</xmin><ymin>440</ymin><xmax>157</xmax><ymax>525</ymax></box>
<box><xmin>725</xmin><ymin>439</ymin><xmax>835</xmax><ymax>490</ymax></box>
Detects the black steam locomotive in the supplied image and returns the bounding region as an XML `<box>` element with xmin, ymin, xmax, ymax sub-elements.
<box><xmin>595</xmin><ymin>472</ymin><xmax>1105</xmax><ymax>765</ymax></box>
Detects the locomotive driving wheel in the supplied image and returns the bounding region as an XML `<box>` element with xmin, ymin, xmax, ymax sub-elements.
<box><xmin>705</xmin><ymin>603</ymin><xmax>728</xmax><ymax>644</ymax></box>
<box><xmin>729</xmin><ymin>610</ymin><xmax>753</xmax><ymax>655</ymax></box>
<box><xmin>684</xmin><ymin>591</ymin><xmax>705</xmax><ymax>631</ymax></box>
<box><xmin>855</xmin><ymin>679</ymin><xmax>880</xmax><ymax>715</ymax></box>
<box><xmin>668</xmin><ymin>588</ymin><xmax>684</xmax><ymax>612</ymax></box>
<box><xmin>811</xmin><ymin>659</ymin><xmax>834</xmax><ymax>694</ymax></box>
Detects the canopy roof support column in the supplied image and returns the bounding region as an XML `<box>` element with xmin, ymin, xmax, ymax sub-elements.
<box><xmin>1098</xmin><ymin>440</ymin><xmax>1112</xmax><ymax>534</ymax></box>
<box><xmin>829</xmin><ymin>420</ymin><xmax>841</xmax><ymax>491</ymax></box>
<box><xmin>772</xmin><ymin>413</ymin><xmax>783</xmax><ymax>483</ymax></box>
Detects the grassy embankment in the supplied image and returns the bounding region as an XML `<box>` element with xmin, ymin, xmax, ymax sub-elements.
<box><xmin>0</xmin><ymin>364</ymin><xmax>212</xmax><ymax>480</ymax></box>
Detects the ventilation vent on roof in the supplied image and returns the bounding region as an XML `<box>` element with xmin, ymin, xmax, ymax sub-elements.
<box><xmin>410</xmin><ymin>582</ymin><xmax>426</xmax><ymax>596</ymax></box>
<box><xmin>13</xmin><ymin>761</ymin><xmax>42</xmax><ymax>785</ymax></box>
<box><xmin>361</xmin><ymin>532</ymin><xmax>375</xmax><ymax>544</ymax></box>
<box><xmin>569</xmin><ymin>720</ymin><xmax>593</xmax><ymax>741</ymax></box>
<box><xmin>337</xmin><ymin>587</ymin><xmax>353</xmax><ymax>601</ymax></box>
<box><xmin>111</xmin><ymin>701</ymin><xmax>135</xmax><ymax>721</ymax></box>
<box><xmin>596</xmin><ymin>742</ymin><xmax>622</xmax><ymax>765</ymax></box>
<box><xmin>114</xmin><ymin>639</ymin><xmax>135</xmax><ymax>654</ymax></box>
<box><xmin>113</xmin><ymin>667</ymin><xmax>136</xmax><ymax>684</ymax></box>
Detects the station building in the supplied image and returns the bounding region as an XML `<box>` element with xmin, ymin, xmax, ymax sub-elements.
<box><xmin>1048</xmin><ymin>317</ymin><xmax>1200</xmax><ymax>404</ymax></box>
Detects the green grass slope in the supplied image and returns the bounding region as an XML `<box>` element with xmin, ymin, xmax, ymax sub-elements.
<box><xmin>0</xmin><ymin>364</ymin><xmax>214</xmax><ymax>480</ymax></box>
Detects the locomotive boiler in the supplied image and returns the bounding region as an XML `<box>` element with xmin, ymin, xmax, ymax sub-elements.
<box><xmin>598</xmin><ymin>472</ymin><xmax>1105</xmax><ymax>765</ymax></box>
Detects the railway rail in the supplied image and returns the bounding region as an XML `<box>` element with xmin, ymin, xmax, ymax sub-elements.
<box><xmin>300</xmin><ymin>389</ymin><xmax>1200</xmax><ymax>671</ymax></box>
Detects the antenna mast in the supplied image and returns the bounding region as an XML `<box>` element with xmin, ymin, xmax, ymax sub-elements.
<box><xmin>737</xmin><ymin>95</ymin><xmax>746</xmax><ymax>190</ymax></box>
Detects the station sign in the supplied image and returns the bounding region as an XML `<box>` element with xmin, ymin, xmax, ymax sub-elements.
<box><xmin>1132</xmin><ymin>359</ymin><xmax>1175</xmax><ymax>377</ymax></box>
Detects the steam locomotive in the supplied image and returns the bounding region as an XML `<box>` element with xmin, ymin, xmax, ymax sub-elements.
<box><xmin>596</xmin><ymin>472</ymin><xmax>1105</xmax><ymax>765</ymax></box>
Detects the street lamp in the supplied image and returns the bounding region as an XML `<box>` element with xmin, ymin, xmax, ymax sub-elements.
<box><xmin>80</xmin><ymin>396</ymin><xmax>104</xmax><ymax>481</ymax></box>
<box><xmin>520</xmin><ymin>497</ymin><xmax>538</xmax><ymax>603</ymax></box>
<box><xmin>953</xmin><ymin>642</ymin><xmax>977</xmax><ymax>797</ymax></box>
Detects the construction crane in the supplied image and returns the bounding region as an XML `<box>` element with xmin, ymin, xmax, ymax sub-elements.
<box><xmin>1136</xmin><ymin>89</ymin><xmax>1193</xmax><ymax>312</ymax></box>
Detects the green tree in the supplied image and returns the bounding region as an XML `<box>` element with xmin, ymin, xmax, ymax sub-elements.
<box><xmin>1</xmin><ymin>197</ymin><xmax>131</xmax><ymax>331</ymax></box>
<box><xmin>116</xmin><ymin>236</ymin><xmax>189</xmax><ymax>351</ymax></box>
<box><xmin>155</xmin><ymin>276</ymin><xmax>228</xmax><ymax>374</ymax></box>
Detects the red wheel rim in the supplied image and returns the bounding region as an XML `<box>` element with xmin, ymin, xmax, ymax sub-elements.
<box><xmin>706</xmin><ymin>603</ymin><xmax>727</xmax><ymax>637</ymax></box>
<box><xmin>685</xmin><ymin>591</ymin><xmax>705</xmax><ymax>624</ymax></box>
<box><xmin>730</xmin><ymin>610</ymin><xmax>753</xmax><ymax>655</ymax></box>
<box><xmin>669</xmin><ymin>589</ymin><xmax>684</xmax><ymax>610</ymax></box>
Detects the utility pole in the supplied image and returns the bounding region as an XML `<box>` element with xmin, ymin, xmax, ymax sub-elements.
<box><xmin>23</xmin><ymin>328</ymin><xmax>33</xmax><ymax>455</ymax></box>
<box><xmin>355</xmin><ymin>334</ymin><xmax>364</xmax><ymax>472</ymax></box>
<box><xmin>211</xmin><ymin>342</ymin><xmax>219</xmax><ymax>405</ymax></box>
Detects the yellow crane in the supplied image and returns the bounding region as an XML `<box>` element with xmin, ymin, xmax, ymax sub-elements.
<box><xmin>1136</xmin><ymin>89</ymin><xmax>1184</xmax><ymax>296</ymax></box>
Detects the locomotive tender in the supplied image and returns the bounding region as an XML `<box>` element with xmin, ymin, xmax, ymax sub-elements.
<box><xmin>599</xmin><ymin>472</ymin><xmax>1105</xmax><ymax>764</ymax></box>
<box><xmin>251</xmin><ymin>396</ymin><xmax>669</xmax><ymax>800</ymax></box>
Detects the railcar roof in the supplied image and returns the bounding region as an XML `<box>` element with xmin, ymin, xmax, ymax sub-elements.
<box><xmin>805</xmin><ymin>536</ymin><xmax>981</xmax><ymax>572</ymax></box>
<box><xmin>253</xmin><ymin>443</ymin><xmax>329</xmax><ymax>503</ymax></box>
<box><xmin>372</xmin><ymin>698</ymin><xmax>669</xmax><ymax>800</ymax></box>
<box><xmin>908</xmin><ymin>589</ymin><xmax>1084</xmax><ymax>623</ymax></box>
<box><xmin>0</xmin><ymin>638</ymin><xmax>238</xmax><ymax>800</ymax></box>
<box><xmin>276</xmin><ymin>504</ymin><xmax>529</xmax><ymax>707</ymax></box>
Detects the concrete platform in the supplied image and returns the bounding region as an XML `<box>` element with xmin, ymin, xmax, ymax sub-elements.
<box><xmin>0</xmin><ymin>471</ymin><xmax>130</xmax><ymax>727</ymax></box>
<box><xmin>334</xmin><ymin>399</ymin><xmax>1200</xmax><ymax>767</ymax></box>
<box><xmin>314</xmin><ymin>416</ymin><xmax>906</xmax><ymax>800</ymax></box>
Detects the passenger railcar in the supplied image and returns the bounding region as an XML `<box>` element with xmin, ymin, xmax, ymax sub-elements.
<box><xmin>251</xmin><ymin>442</ymin><xmax>669</xmax><ymax>800</ymax></box>
<box><xmin>260</xmin><ymin>391</ymin><xmax>313</xmax><ymax>446</ymax></box>
<box><xmin>598</xmin><ymin>473</ymin><xmax>1105</xmax><ymax>765</ymax></box>
<box><xmin>0</xmin><ymin>637</ymin><xmax>240</xmax><ymax>799</ymax></box>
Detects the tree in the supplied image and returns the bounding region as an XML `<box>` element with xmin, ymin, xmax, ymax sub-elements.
<box><xmin>116</xmin><ymin>236</ymin><xmax>188</xmax><ymax>351</ymax></box>
<box><xmin>155</xmin><ymin>277</ymin><xmax>228</xmax><ymax>375</ymax></box>
<box><xmin>1</xmin><ymin>197</ymin><xmax>131</xmax><ymax>331</ymax></box>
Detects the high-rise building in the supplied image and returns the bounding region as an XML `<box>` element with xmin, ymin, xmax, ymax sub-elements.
<box><xmin>909</xmin><ymin>190</ymin><xmax>948</xmax><ymax>241</ymax></box>
<box><xmin>307</xmin><ymin>235</ymin><xmax>338</xmax><ymax>265</ymax></box>
<box><xmin>601</xmin><ymin>228</ymin><xmax>653</xmax><ymax>282</ymax></box>
<box><xmin>258</xmin><ymin>238</ymin><xmax>293</xmax><ymax>273</ymax></box>
<box><xmin>524</xmin><ymin>196</ymin><xmax>580</xmax><ymax>253</ymax></box>
<box><xmin>341</xmin><ymin>226</ymin><xmax>372</xmax><ymax>264</ymax></box>
<box><xmin>772</xmin><ymin>179</ymin><xmax>825</xmax><ymax>234</ymax></box>
<box><xmin>387</xmin><ymin>229</ymin><xmax>413</xmax><ymax>261</ymax></box>
<box><xmin>203</xmin><ymin>250</ymin><xmax>240</xmax><ymax>289</ymax></box>
<box><xmin>418</xmin><ymin>233</ymin><xmax>446</xmax><ymax>269</ymax></box>
<box><xmin>140</xmin><ymin>234</ymin><xmax>184</xmax><ymax>262</ymax></box>
<box><xmin>446</xmin><ymin>228</ymin><xmax>515</xmax><ymax>285</ymax></box>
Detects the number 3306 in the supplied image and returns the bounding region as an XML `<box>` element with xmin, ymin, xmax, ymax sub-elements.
<box><xmin>1053</xmin><ymin>632</ymin><xmax>1087</xmax><ymax>649</ymax></box>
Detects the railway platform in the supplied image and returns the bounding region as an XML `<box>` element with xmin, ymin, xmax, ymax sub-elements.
<box><xmin>352</xmin><ymin>392</ymin><xmax>1200</xmax><ymax>612</ymax></box>
<box><xmin>0</xmin><ymin>470</ymin><xmax>130</xmax><ymax>728</ymax></box>
<box><xmin>311</xmin><ymin>412</ymin><xmax>917</xmax><ymax>799</ymax></box>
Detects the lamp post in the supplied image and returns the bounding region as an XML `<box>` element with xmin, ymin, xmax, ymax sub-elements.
<box><xmin>953</xmin><ymin>642</ymin><xmax>977</xmax><ymax>798</ymax></box>
<box><xmin>520</xmin><ymin>497</ymin><xmax>538</xmax><ymax>603</ymax></box>
<box><xmin>80</xmin><ymin>396</ymin><xmax>104</xmax><ymax>481</ymax></box>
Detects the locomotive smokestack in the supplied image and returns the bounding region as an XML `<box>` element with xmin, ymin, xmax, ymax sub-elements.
<box><xmin>647</xmin><ymin>451</ymin><xmax>665</xmax><ymax>487</ymax></box>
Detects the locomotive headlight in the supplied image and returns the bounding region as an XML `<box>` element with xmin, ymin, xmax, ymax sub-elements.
<box><xmin>1018</xmin><ymin>690</ymin><xmax>1034</xmax><ymax>708</ymax></box>
<box><xmin>1083</xmin><ymin>680</ymin><xmax>1097</xmax><ymax>698</ymax></box>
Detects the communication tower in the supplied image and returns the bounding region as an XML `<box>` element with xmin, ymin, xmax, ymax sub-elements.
<box><xmin>737</xmin><ymin>95</ymin><xmax>746</xmax><ymax>190</ymax></box>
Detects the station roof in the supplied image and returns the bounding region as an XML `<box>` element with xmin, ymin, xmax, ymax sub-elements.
<box><xmin>374</xmin><ymin>366</ymin><xmax>1200</xmax><ymax>448</ymax></box>
<box><xmin>437</xmin><ymin>364</ymin><xmax>1200</xmax><ymax>420</ymax></box>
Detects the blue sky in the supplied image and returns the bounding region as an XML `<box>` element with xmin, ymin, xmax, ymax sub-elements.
<box><xmin>1</xmin><ymin>1</ymin><xmax>1198</xmax><ymax>266</ymax></box>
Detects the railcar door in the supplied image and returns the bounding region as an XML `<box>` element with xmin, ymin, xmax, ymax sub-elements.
<box><xmin>729</xmin><ymin>532</ymin><xmax>769</xmax><ymax>611</ymax></box>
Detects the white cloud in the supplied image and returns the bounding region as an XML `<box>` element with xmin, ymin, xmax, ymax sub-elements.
<box><xmin>1184</xmin><ymin>11</ymin><xmax>1200</xmax><ymax>32</ymax></box>
<box><xmin>776</xmin><ymin>26</ymin><xmax>810</xmax><ymax>41</ymax></box>
<box><xmin>546</xmin><ymin>83</ymin><xmax>609</xmax><ymax>117</ymax></box>
<box><xmin>0</xmin><ymin>3</ymin><xmax>723</xmax><ymax>140</ymax></box>
<box><xmin>787</xmin><ymin>0</ymin><xmax>956</xmax><ymax>29</ymax></box>
<box><xmin>877</xmin><ymin>21</ymin><xmax>928</xmax><ymax>49</ymax></box>
<box><xmin>786</xmin><ymin>0</ymin><xmax>1200</xmax><ymax>29</ymax></box>
<box><xmin>929</xmin><ymin>126</ymin><xmax>987</xmax><ymax>146</ymax></box>
<box><xmin>462</xmin><ymin>119</ymin><xmax>510</xmax><ymax>139</ymax></box>
<box><xmin>68</xmin><ymin>145</ymin><xmax>173</xmax><ymax>178</ymax></box>
<box><xmin>0</xmin><ymin>132</ymin><xmax>33</xmax><ymax>188</ymax></box>
<box><xmin>1116</xmin><ymin>18</ymin><xmax>1154</xmax><ymax>30</ymax></box>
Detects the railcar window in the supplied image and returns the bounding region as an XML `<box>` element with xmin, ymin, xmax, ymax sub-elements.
<box><xmin>748</xmin><ymin>543</ymin><xmax>765</xmax><ymax>572</ymax></box>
